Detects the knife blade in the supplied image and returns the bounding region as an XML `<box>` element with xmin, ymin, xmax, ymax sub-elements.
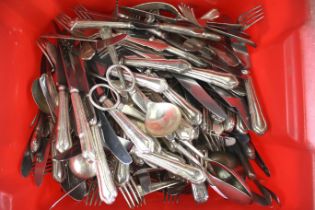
<box><xmin>21</xmin><ymin>134</ymin><xmax>34</xmax><ymax>177</ymax></box>
<box><xmin>96</xmin><ymin>109</ymin><xmax>132</xmax><ymax>165</ymax></box>
<box><xmin>211</xmin><ymin>85</ymin><xmax>250</xmax><ymax>129</ymax></box>
<box><xmin>176</xmin><ymin>76</ymin><xmax>227</xmax><ymax>122</ymax></box>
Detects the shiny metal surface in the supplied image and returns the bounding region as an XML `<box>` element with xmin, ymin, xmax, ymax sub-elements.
<box><xmin>69</xmin><ymin>154</ymin><xmax>96</xmax><ymax>179</ymax></box>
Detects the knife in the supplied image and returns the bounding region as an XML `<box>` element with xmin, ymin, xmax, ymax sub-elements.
<box><xmin>21</xmin><ymin>127</ymin><xmax>35</xmax><ymax>177</ymax></box>
<box><xmin>48</xmin><ymin>42</ymin><xmax>73</xmax><ymax>154</ymax></box>
<box><xmin>72</xmin><ymin>54</ymin><xmax>118</xmax><ymax>203</ymax></box>
<box><xmin>122</xmin><ymin>57</ymin><xmax>239</xmax><ymax>90</ymax></box>
<box><xmin>95</xmin><ymin>109</ymin><xmax>132</xmax><ymax>165</ymax></box>
<box><xmin>124</xmin><ymin>36</ymin><xmax>208</xmax><ymax>68</ymax></box>
<box><xmin>175</xmin><ymin>76</ymin><xmax>227</xmax><ymax>122</ymax></box>
<box><xmin>210</xmin><ymin>85</ymin><xmax>250</xmax><ymax>129</ymax></box>
<box><xmin>234</xmin><ymin>133</ymin><xmax>270</xmax><ymax>177</ymax></box>
<box><xmin>59</xmin><ymin>41</ymin><xmax>95</xmax><ymax>162</ymax></box>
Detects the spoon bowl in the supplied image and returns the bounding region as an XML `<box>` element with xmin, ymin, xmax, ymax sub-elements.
<box><xmin>69</xmin><ymin>154</ymin><xmax>96</xmax><ymax>179</ymax></box>
<box><xmin>145</xmin><ymin>101</ymin><xmax>182</xmax><ymax>137</ymax></box>
<box><xmin>31</xmin><ymin>79</ymin><xmax>50</xmax><ymax>114</ymax></box>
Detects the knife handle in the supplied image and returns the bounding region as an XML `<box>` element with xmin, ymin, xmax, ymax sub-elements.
<box><xmin>102</xmin><ymin>98</ymin><xmax>154</xmax><ymax>153</ymax></box>
<box><xmin>183</xmin><ymin>68</ymin><xmax>239</xmax><ymax>90</ymax></box>
<box><xmin>166</xmin><ymin>46</ymin><xmax>208</xmax><ymax>68</ymax></box>
<box><xmin>164</xmin><ymin>88</ymin><xmax>202</xmax><ymax>125</ymax></box>
<box><xmin>135</xmin><ymin>151</ymin><xmax>206</xmax><ymax>184</ymax></box>
<box><xmin>91</xmin><ymin>125</ymin><xmax>118</xmax><ymax>204</ymax></box>
<box><xmin>123</xmin><ymin>58</ymin><xmax>191</xmax><ymax>73</ymax></box>
<box><xmin>244</xmin><ymin>78</ymin><xmax>267</xmax><ymax>135</ymax></box>
<box><xmin>55</xmin><ymin>86</ymin><xmax>72</xmax><ymax>153</ymax></box>
<box><xmin>157</xmin><ymin>23</ymin><xmax>221</xmax><ymax>41</ymax></box>
<box><xmin>70</xmin><ymin>91</ymin><xmax>95</xmax><ymax>161</ymax></box>
<box><xmin>71</xmin><ymin>20</ymin><xmax>133</xmax><ymax>30</ymax></box>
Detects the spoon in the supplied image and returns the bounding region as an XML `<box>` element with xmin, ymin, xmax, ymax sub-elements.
<box><xmin>31</xmin><ymin>73</ymin><xmax>58</xmax><ymax>122</ymax></box>
<box><xmin>106</xmin><ymin>64</ymin><xmax>182</xmax><ymax>137</ymax></box>
<box><xmin>69</xmin><ymin>154</ymin><xmax>96</xmax><ymax>179</ymax></box>
<box><xmin>31</xmin><ymin>79</ymin><xmax>50</xmax><ymax>114</ymax></box>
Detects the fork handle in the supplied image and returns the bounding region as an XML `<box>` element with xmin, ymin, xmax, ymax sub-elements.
<box><xmin>244</xmin><ymin>78</ymin><xmax>267</xmax><ymax>135</ymax></box>
<box><xmin>55</xmin><ymin>86</ymin><xmax>72</xmax><ymax>153</ymax></box>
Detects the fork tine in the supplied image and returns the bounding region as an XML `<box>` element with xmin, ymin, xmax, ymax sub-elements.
<box><xmin>120</xmin><ymin>187</ymin><xmax>135</xmax><ymax>208</ymax></box>
<box><xmin>74</xmin><ymin>4</ymin><xmax>87</xmax><ymax>11</ymax></box>
<box><xmin>89</xmin><ymin>182</ymin><xmax>96</xmax><ymax>206</ymax></box>
<box><xmin>127</xmin><ymin>182</ymin><xmax>139</xmax><ymax>206</ymax></box>
<box><xmin>94</xmin><ymin>186</ymin><xmax>100</xmax><ymax>206</ymax></box>
<box><xmin>55</xmin><ymin>15</ymin><xmax>70</xmax><ymax>32</ymax></box>
<box><xmin>243</xmin><ymin>13</ymin><xmax>264</xmax><ymax>30</ymax></box>
<box><xmin>75</xmin><ymin>9</ymin><xmax>90</xmax><ymax>20</ymax></box>
<box><xmin>55</xmin><ymin>13</ymin><xmax>73</xmax><ymax>32</ymax></box>
<box><xmin>130</xmin><ymin>178</ymin><xmax>143</xmax><ymax>205</ymax></box>
<box><xmin>178</xmin><ymin>3</ymin><xmax>200</xmax><ymax>26</ymax></box>
<box><xmin>238</xmin><ymin>5</ymin><xmax>263</xmax><ymax>22</ymax></box>
<box><xmin>86</xmin><ymin>182</ymin><xmax>92</xmax><ymax>206</ymax></box>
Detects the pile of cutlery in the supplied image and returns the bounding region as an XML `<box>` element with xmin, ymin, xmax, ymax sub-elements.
<box><xmin>21</xmin><ymin>2</ymin><xmax>280</xmax><ymax>208</ymax></box>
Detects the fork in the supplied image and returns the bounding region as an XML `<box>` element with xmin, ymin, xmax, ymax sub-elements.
<box><xmin>74</xmin><ymin>5</ymin><xmax>92</xmax><ymax>21</ymax></box>
<box><xmin>36</xmin><ymin>38</ymin><xmax>57</xmax><ymax>71</ymax></box>
<box><xmin>85</xmin><ymin>179</ymin><xmax>102</xmax><ymax>207</ymax></box>
<box><xmin>163</xmin><ymin>182</ymin><xmax>186</xmax><ymax>204</ymax></box>
<box><xmin>115</xmin><ymin>162</ymin><xmax>144</xmax><ymax>208</ymax></box>
<box><xmin>55</xmin><ymin>13</ymin><xmax>100</xmax><ymax>39</ymax></box>
<box><xmin>73</xmin><ymin>5</ymin><xmax>110</xmax><ymax>59</ymax></box>
<box><xmin>238</xmin><ymin>5</ymin><xmax>264</xmax><ymax>31</ymax></box>
<box><xmin>178</xmin><ymin>3</ymin><xmax>200</xmax><ymax>27</ymax></box>
<box><xmin>31</xmin><ymin>158</ymin><xmax>52</xmax><ymax>174</ymax></box>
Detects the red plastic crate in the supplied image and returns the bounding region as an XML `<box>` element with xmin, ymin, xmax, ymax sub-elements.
<box><xmin>0</xmin><ymin>0</ymin><xmax>314</xmax><ymax>209</ymax></box>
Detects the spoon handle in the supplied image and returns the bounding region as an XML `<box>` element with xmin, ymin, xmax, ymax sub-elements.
<box><xmin>102</xmin><ymin>98</ymin><xmax>154</xmax><ymax>153</ymax></box>
<box><xmin>164</xmin><ymin>89</ymin><xmax>202</xmax><ymax>125</ymax></box>
<box><xmin>244</xmin><ymin>77</ymin><xmax>267</xmax><ymax>135</ymax></box>
<box><xmin>129</xmin><ymin>86</ymin><xmax>151</xmax><ymax>113</ymax></box>
<box><xmin>55</xmin><ymin>86</ymin><xmax>72</xmax><ymax>153</ymax></box>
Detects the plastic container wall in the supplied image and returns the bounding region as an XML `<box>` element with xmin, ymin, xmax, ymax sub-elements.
<box><xmin>0</xmin><ymin>0</ymin><xmax>314</xmax><ymax>209</ymax></box>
